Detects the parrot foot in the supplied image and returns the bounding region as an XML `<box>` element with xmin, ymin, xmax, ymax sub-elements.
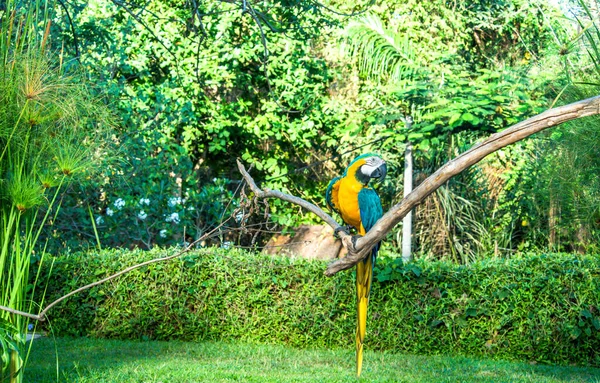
<box><xmin>334</xmin><ymin>225</ymin><xmax>352</xmax><ymax>238</ymax></box>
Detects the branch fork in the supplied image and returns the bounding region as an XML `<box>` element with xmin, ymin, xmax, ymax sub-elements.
<box><xmin>236</xmin><ymin>159</ymin><xmax>376</xmax><ymax>275</ymax></box>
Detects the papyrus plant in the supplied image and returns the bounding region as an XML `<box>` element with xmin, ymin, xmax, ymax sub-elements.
<box><xmin>0</xmin><ymin>1</ymin><xmax>111</xmax><ymax>381</ymax></box>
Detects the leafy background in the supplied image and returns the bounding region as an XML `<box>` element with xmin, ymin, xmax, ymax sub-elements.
<box><xmin>35</xmin><ymin>0</ymin><xmax>600</xmax><ymax>261</ymax></box>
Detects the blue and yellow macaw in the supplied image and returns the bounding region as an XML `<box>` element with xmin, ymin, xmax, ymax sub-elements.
<box><xmin>325</xmin><ymin>153</ymin><xmax>386</xmax><ymax>378</ymax></box>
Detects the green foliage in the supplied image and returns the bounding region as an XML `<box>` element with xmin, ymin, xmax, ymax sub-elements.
<box><xmin>418</xmin><ymin>68</ymin><xmax>546</xmax><ymax>140</ymax></box>
<box><xmin>344</xmin><ymin>7</ymin><xmax>555</xmax><ymax>149</ymax></box>
<box><xmin>45</xmin><ymin>134</ymin><xmax>236</xmax><ymax>251</ymax></box>
<box><xmin>24</xmin><ymin>0</ymin><xmax>589</xmax><ymax>258</ymax></box>
<box><xmin>35</xmin><ymin>0</ymin><xmax>357</xmax><ymax>250</ymax></box>
<box><xmin>71</xmin><ymin>0</ymin><xmax>342</xmax><ymax>179</ymax></box>
<box><xmin>38</xmin><ymin>248</ymin><xmax>600</xmax><ymax>366</ymax></box>
<box><xmin>457</xmin><ymin>0</ymin><xmax>567</xmax><ymax>67</ymax></box>
<box><xmin>519</xmin><ymin>111</ymin><xmax>600</xmax><ymax>252</ymax></box>
<box><xmin>510</xmin><ymin>0</ymin><xmax>600</xmax><ymax>252</ymax></box>
<box><xmin>375</xmin><ymin>253</ymin><xmax>600</xmax><ymax>366</ymax></box>
<box><xmin>413</xmin><ymin>185</ymin><xmax>491</xmax><ymax>264</ymax></box>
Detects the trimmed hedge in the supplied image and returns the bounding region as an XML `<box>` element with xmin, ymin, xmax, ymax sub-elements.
<box><xmin>37</xmin><ymin>248</ymin><xmax>600</xmax><ymax>366</ymax></box>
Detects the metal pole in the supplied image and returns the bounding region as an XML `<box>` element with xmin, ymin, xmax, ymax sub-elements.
<box><xmin>402</xmin><ymin>117</ymin><xmax>413</xmax><ymax>262</ymax></box>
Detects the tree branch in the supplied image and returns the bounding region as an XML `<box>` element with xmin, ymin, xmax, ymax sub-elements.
<box><xmin>236</xmin><ymin>159</ymin><xmax>342</xmax><ymax>230</ymax></box>
<box><xmin>238</xmin><ymin>95</ymin><xmax>600</xmax><ymax>276</ymax></box>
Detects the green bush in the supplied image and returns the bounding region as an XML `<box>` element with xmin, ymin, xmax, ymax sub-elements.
<box><xmin>37</xmin><ymin>249</ymin><xmax>600</xmax><ymax>366</ymax></box>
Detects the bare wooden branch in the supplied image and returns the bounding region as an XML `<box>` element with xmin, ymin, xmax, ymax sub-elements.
<box><xmin>237</xmin><ymin>159</ymin><xmax>342</xmax><ymax>230</ymax></box>
<box><xmin>238</xmin><ymin>95</ymin><xmax>600</xmax><ymax>276</ymax></box>
<box><xmin>237</xmin><ymin>159</ymin><xmax>368</xmax><ymax>267</ymax></box>
<box><xmin>0</xmin><ymin>305</ymin><xmax>41</xmax><ymax>321</ymax></box>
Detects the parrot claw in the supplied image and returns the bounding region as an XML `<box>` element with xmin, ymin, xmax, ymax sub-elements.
<box><xmin>351</xmin><ymin>235</ymin><xmax>360</xmax><ymax>249</ymax></box>
<box><xmin>334</xmin><ymin>225</ymin><xmax>352</xmax><ymax>238</ymax></box>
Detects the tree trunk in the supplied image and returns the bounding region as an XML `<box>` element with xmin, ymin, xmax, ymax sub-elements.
<box><xmin>573</xmin><ymin>192</ymin><xmax>590</xmax><ymax>253</ymax></box>
<box><xmin>575</xmin><ymin>222</ymin><xmax>590</xmax><ymax>253</ymax></box>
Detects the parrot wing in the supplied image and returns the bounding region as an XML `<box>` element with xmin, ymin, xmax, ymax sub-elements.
<box><xmin>358</xmin><ymin>188</ymin><xmax>383</xmax><ymax>234</ymax></box>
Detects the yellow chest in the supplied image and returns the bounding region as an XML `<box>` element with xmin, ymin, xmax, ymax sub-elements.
<box><xmin>337</xmin><ymin>176</ymin><xmax>365</xmax><ymax>232</ymax></box>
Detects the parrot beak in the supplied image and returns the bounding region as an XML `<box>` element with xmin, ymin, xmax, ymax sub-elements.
<box><xmin>358</xmin><ymin>156</ymin><xmax>387</xmax><ymax>185</ymax></box>
<box><xmin>372</xmin><ymin>162</ymin><xmax>387</xmax><ymax>182</ymax></box>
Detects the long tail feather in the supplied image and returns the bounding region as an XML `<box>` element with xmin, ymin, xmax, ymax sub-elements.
<box><xmin>355</xmin><ymin>253</ymin><xmax>374</xmax><ymax>377</ymax></box>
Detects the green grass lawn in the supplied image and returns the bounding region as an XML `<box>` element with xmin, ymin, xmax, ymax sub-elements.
<box><xmin>25</xmin><ymin>337</ymin><xmax>600</xmax><ymax>383</ymax></box>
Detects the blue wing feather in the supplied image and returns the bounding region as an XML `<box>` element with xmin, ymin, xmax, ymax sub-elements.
<box><xmin>358</xmin><ymin>188</ymin><xmax>383</xmax><ymax>266</ymax></box>
<box><xmin>358</xmin><ymin>188</ymin><xmax>382</xmax><ymax>232</ymax></box>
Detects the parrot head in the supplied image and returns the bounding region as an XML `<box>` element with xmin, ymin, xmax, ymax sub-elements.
<box><xmin>351</xmin><ymin>153</ymin><xmax>387</xmax><ymax>185</ymax></box>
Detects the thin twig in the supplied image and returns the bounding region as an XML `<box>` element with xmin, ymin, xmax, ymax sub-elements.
<box><xmin>56</xmin><ymin>0</ymin><xmax>80</xmax><ymax>60</ymax></box>
<box><xmin>0</xmin><ymin>221</ymin><xmax>226</xmax><ymax>322</ymax></box>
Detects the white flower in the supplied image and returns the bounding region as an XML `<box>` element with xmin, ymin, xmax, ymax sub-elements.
<box><xmin>95</xmin><ymin>215</ymin><xmax>104</xmax><ymax>225</ymax></box>
<box><xmin>168</xmin><ymin>197</ymin><xmax>182</xmax><ymax>207</ymax></box>
<box><xmin>139</xmin><ymin>198</ymin><xmax>150</xmax><ymax>206</ymax></box>
<box><xmin>137</xmin><ymin>210</ymin><xmax>147</xmax><ymax>220</ymax></box>
<box><xmin>114</xmin><ymin>198</ymin><xmax>125</xmax><ymax>210</ymax></box>
<box><xmin>106</xmin><ymin>208</ymin><xmax>114</xmax><ymax>216</ymax></box>
<box><xmin>159</xmin><ymin>229</ymin><xmax>167</xmax><ymax>238</ymax></box>
<box><xmin>165</xmin><ymin>212</ymin><xmax>180</xmax><ymax>224</ymax></box>
<box><xmin>235</xmin><ymin>211</ymin><xmax>244</xmax><ymax>223</ymax></box>
<box><xmin>222</xmin><ymin>241</ymin><xmax>232</xmax><ymax>250</ymax></box>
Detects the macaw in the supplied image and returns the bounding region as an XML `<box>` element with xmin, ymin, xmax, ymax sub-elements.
<box><xmin>325</xmin><ymin>153</ymin><xmax>386</xmax><ymax>378</ymax></box>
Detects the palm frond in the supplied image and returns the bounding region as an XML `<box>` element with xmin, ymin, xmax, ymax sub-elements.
<box><xmin>345</xmin><ymin>14</ymin><xmax>419</xmax><ymax>84</ymax></box>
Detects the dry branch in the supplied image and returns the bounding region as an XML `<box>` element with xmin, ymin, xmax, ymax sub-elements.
<box><xmin>237</xmin><ymin>160</ymin><xmax>341</xmax><ymax>229</ymax></box>
<box><xmin>238</xmin><ymin>95</ymin><xmax>600</xmax><ymax>276</ymax></box>
<box><xmin>236</xmin><ymin>159</ymin><xmax>359</xmax><ymax>259</ymax></box>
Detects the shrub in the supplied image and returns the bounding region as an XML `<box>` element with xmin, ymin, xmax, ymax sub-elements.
<box><xmin>37</xmin><ymin>249</ymin><xmax>600</xmax><ymax>366</ymax></box>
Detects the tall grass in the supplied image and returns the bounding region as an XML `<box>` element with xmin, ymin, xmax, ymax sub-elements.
<box><xmin>413</xmin><ymin>186</ymin><xmax>490</xmax><ymax>264</ymax></box>
<box><xmin>0</xmin><ymin>1</ymin><xmax>111</xmax><ymax>381</ymax></box>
